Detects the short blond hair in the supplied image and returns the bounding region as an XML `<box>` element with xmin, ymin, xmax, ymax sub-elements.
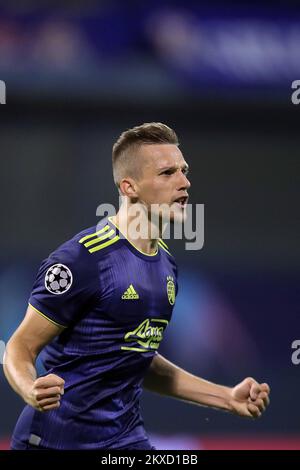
<box><xmin>112</xmin><ymin>122</ymin><xmax>179</xmax><ymax>187</ymax></box>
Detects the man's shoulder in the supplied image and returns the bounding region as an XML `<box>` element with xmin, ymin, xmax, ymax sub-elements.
<box><xmin>51</xmin><ymin>218</ymin><xmax>121</xmax><ymax>263</ymax></box>
<box><xmin>158</xmin><ymin>239</ymin><xmax>177</xmax><ymax>263</ymax></box>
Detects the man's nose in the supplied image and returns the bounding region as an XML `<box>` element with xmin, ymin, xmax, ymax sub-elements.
<box><xmin>178</xmin><ymin>172</ymin><xmax>191</xmax><ymax>190</ymax></box>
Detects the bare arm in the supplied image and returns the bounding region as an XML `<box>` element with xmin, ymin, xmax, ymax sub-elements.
<box><xmin>143</xmin><ymin>354</ymin><xmax>270</xmax><ymax>418</ymax></box>
<box><xmin>3</xmin><ymin>305</ymin><xmax>65</xmax><ymax>412</ymax></box>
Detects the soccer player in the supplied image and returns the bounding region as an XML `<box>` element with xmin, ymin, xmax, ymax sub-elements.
<box><xmin>4</xmin><ymin>123</ymin><xmax>270</xmax><ymax>450</ymax></box>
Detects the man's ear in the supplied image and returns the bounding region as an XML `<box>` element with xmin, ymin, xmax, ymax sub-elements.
<box><xmin>119</xmin><ymin>178</ymin><xmax>139</xmax><ymax>199</ymax></box>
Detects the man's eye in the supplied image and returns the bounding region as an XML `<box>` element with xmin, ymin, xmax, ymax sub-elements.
<box><xmin>161</xmin><ymin>170</ymin><xmax>173</xmax><ymax>175</ymax></box>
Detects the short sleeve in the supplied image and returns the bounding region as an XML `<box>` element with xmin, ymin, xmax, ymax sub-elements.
<box><xmin>28</xmin><ymin>242</ymin><xmax>99</xmax><ymax>328</ymax></box>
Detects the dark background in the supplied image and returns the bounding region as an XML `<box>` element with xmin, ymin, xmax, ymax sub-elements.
<box><xmin>0</xmin><ymin>0</ymin><xmax>299</xmax><ymax>450</ymax></box>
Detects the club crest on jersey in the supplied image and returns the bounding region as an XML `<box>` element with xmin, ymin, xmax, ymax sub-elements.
<box><xmin>45</xmin><ymin>264</ymin><xmax>73</xmax><ymax>295</ymax></box>
<box><xmin>167</xmin><ymin>275</ymin><xmax>175</xmax><ymax>305</ymax></box>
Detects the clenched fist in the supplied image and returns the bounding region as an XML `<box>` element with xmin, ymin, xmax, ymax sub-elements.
<box><xmin>229</xmin><ymin>377</ymin><xmax>270</xmax><ymax>418</ymax></box>
<box><xmin>26</xmin><ymin>374</ymin><xmax>65</xmax><ymax>412</ymax></box>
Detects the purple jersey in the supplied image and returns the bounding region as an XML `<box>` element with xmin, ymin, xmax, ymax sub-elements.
<box><xmin>11</xmin><ymin>217</ymin><xmax>178</xmax><ymax>450</ymax></box>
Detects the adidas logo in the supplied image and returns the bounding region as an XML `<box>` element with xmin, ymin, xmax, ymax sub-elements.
<box><xmin>122</xmin><ymin>284</ymin><xmax>139</xmax><ymax>300</ymax></box>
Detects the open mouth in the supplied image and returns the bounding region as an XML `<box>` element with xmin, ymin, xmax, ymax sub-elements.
<box><xmin>173</xmin><ymin>196</ymin><xmax>189</xmax><ymax>208</ymax></box>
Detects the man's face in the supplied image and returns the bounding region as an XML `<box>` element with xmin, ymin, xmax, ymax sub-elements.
<box><xmin>133</xmin><ymin>143</ymin><xmax>191</xmax><ymax>223</ymax></box>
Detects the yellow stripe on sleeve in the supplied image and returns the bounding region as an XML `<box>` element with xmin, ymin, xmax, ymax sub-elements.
<box><xmin>158</xmin><ymin>238</ymin><xmax>169</xmax><ymax>249</ymax></box>
<box><xmin>158</xmin><ymin>241</ymin><xmax>172</xmax><ymax>256</ymax></box>
<box><xmin>88</xmin><ymin>235</ymin><xmax>120</xmax><ymax>253</ymax></box>
<box><xmin>79</xmin><ymin>225</ymin><xmax>110</xmax><ymax>244</ymax></box>
<box><xmin>29</xmin><ymin>303</ymin><xmax>67</xmax><ymax>329</ymax></box>
<box><xmin>83</xmin><ymin>229</ymin><xmax>115</xmax><ymax>248</ymax></box>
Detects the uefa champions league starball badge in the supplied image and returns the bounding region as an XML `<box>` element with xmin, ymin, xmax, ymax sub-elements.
<box><xmin>45</xmin><ymin>264</ymin><xmax>73</xmax><ymax>295</ymax></box>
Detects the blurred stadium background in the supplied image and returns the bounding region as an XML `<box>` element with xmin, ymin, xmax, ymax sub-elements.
<box><xmin>0</xmin><ymin>0</ymin><xmax>300</xmax><ymax>450</ymax></box>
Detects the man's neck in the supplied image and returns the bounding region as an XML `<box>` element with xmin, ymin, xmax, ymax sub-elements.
<box><xmin>111</xmin><ymin>204</ymin><xmax>162</xmax><ymax>256</ymax></box>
